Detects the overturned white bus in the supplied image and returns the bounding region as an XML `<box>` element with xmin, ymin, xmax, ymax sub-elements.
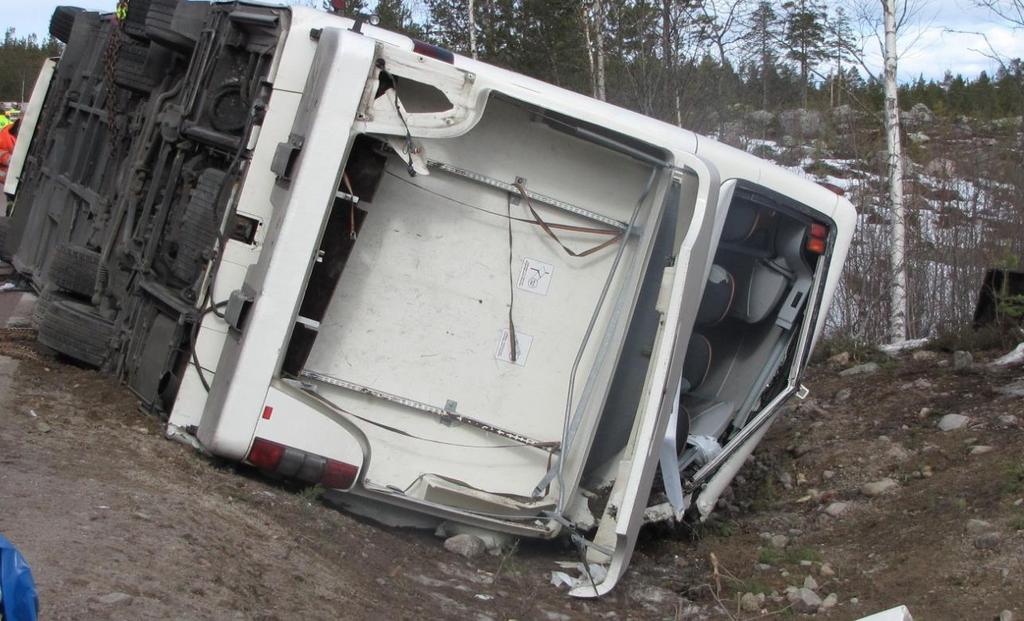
<box><xmin>2</xmin><ymin>1</ymin><xmax>855</xmax><ymax>596</ymax></box>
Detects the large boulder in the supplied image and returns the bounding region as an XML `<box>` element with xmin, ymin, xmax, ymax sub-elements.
<box><xmin>779</xmin><ymin>108</ymin><xmax>823</xmax><ymax>139</ymax></box>
<box><xmin>901</xmin><ymin>103</ymin><xmax>935</xmax><ymax>130</ymax></box>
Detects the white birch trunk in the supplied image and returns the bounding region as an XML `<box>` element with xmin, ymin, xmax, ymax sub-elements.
<box><xmin>594</xmin><ymin>0</ymin><xmax>607</xmax><ymax>101</ymax></box>
<box><xmin>882</xmin><ymin>0</ymin><xmax>908</xmax><ymax>341</ymax></box>
<box><xmin>468</xmin><ymin>0</ymin><xmax>478</xmax><ymax>60</ymax></box>
<box><xmin>582</xmin><ymin>2</ymin><xmax>597</xmax><ymax>98</ymax></box>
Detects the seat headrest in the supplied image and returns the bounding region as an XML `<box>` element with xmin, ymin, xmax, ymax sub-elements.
<box><xmin>696</xmin><ymin>265</ymin><xmax>734</xmax><ymax>326</ymax></box>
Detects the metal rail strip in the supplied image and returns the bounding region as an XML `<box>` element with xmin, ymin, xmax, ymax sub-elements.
<box><xmin>300</xmin><ymin>370</ymin><xmax>560</xmax><ymax>451</ymax></box>
<box><xmin>426</xmin><ymin>160</ymin><xmax>629</xmax><ymax>231</ymax></box>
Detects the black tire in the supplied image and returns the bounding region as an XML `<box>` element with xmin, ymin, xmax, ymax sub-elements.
<box><xmin>49</xmin><ymin>243</ymin><xmax>101</xmax><ymax>298</ymax></box>
<box><xmin>49</xmin><ymin>6</ymin><xmax>85</xmax><ymax>44</ymax></box>
<box><xmin>0</xmin><ymin>216</ymin><xmax>11</xmax><ymax>262</ymax></box>
<box><xmin>37</xmin><ymin>298</ymin><xmax>117</xmax><ymax>368</ymax></box>
<box><xmin>122</xmin><ymin>0</ymin><xmax>153</xmax><ymax>40</ymax></box>
<box><xmin>114</xmin><ymin>41</ymin><xmax>157</xmax><ymax>93</ymax></box>
<box><xmin>171</xmin><ymin>169</ymin><xmax>227</xmax><ymax>282</ymax></box>
<box><xmin>145</xmin><ymin>0</ymin><xmax>195</xmax><ymax>54</ymax></box>
<box><xmin>32</xmin><ymin>288</ymin><xmax>64</xmax><ymax>328</ymax></box>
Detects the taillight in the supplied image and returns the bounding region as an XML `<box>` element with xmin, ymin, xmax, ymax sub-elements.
<box><xmin>248</xmin><ymin>438</ymin><xmax>285</xmax><ymax>470</ymax></box>
<box><xmin>821</xmin><ymin>182</ymin><xmax>845</xmax><ymax>196</ymax></box>
<box><xmin>412</xmin><ymin>39</ymin><xmax>455</xmax><ymax>64</ymax></box>
<box><xmin>246</xmin><ymin>436</ymin><xmax>360</xmax><ymax>490</ymax></box>
<box><xmin>806</xmin><ymin>222</ymin><xmax>828</xmax><ymax>255</ymax></box>
<box><xmin>322</xmin><ymin>459</ymin><xmax>359</xmax><ymax>489</ymax></box>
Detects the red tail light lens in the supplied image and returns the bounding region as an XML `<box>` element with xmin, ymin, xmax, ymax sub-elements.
<box><xmin>248</xmin><ymin>438</ymin><xmax>285</xmax><ymax>470</ymax></box>
<box><xmin>809</xmin><ymin>223</ymin><xmax>828</xmax><ymax>239</ymax></box>
<box><xmin>247</xmin><ymin>436</ymin><xmax>359</xmax><ymax>490</ymax></box>
<box><xmin>821</xmin><ymin>182</ymin><xmax>845</xmax><ymax>196</ymax></box>
<box><xmin>412</xmin><ymin>39</ymin><xmax>455</xmax><ymax>64</ymax></box>
<box><xmin>322</xmin><ymin>459</ymin><xmax>359</xmax><ymax>489</ymax></box>
<box><xmin>806</xmin><ymin>237</ymin><xmax>826</xmax><ymax>255</ymax></box>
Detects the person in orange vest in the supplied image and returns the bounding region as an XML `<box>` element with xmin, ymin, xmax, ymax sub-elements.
<box><xmin>0</xmin><ymin>118</ymin><xmax>18</xmax><ymax>187</ymax></box>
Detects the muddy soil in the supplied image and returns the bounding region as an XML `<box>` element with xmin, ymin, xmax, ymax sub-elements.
<box><xmin>0</xmin><ymin>327</ymin><xmax>1022</xmax><ymax>620</ymax></box>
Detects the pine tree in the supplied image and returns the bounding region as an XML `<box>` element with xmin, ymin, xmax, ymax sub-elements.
<box><xmin>373</xmin><ymin>0</ymin><xmax>422</xmax><ymax>38</ymax></box>
<box><xmin>742</xmin><ymin>1</ymin><xmax>783</xmax><ymax>110</ymax></box>
<box><xmin>825</xmin><ymin>6</ymin><xmax>855</xmax><ymax>107</ymax></box>
<box><xmin>782</xmin><ymin>0</ymin><xmax>827</xmax><ymax>108</ymax></box>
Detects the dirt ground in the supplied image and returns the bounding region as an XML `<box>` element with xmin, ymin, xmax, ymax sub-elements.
<box><xmin>1</xmin><ymin>314</ymin><xmax>1022</xmax><ymax>619</ymax></box>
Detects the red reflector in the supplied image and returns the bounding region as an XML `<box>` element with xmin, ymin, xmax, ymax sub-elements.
<box><xmin>822</xmin><ymin>182</ymin><xmax>845</xmax><ymax>196</ymax></box>
<box><xmin>412</xmin><ymin>39</ymin><xmax>455</xmax><ymax>64</ymax></box>
<box><xmin>248</xmin><ymin>438</ymin><xmax>285</xmax><ymax>470</ymax></box>
<box><xmin>809</xmin><ymin>223</ymin><xmax>828</xmax><ymax>239</ymax></box>
<box><xmin>321</xmin><ymin>459</ymin><xmax>359</xmax><ymax>489</ymax></box>
<box><xmin>261</xmin><ymin>406</ymin><xmax>273</xmax><ymax>420</ymax></box>
<box><xmin>806</xmin><ymin>238</ymin><xmax>827</xmax><ymax>255</ymax></box>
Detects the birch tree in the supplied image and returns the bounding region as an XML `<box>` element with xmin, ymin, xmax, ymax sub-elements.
<box><xmin>881</xmin><ymin>0</ymin><xmax>908</xmax><ymax>342</ymax></box>
<box><xmin>468</xmin><ymin>0</ymin><xmax>477</xmax><ymax>59</ymax></box>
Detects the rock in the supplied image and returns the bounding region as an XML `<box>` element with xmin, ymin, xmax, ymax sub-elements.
<box><xmin>937</xmin><ymin>414</ymin><xmax>970</xmax><ymax>431</ymax></box>
<box><xmin>999</xmin><ymin>415</ymin><xmax>1019</xmax><ymax>427</ymax></box>
<box><xmin>953</xmin><ymin>350</ymin><xmax>974</xmax><ymax>370</ymax></box>
<box><xmin>829</xmin><ymin>352</ymin><xmax>851</xmax><ymax>366</ymax></box>
<box><xmin>778</xmin><ymin>471</ymin><xmax>793</xmax><ymax>489</ymax></box>
<box><xmin>787</xmin><ymin>587</ymin><xmax>823</xmax><ymax>614</ymax></box>
<box><xmin>861</xmin><ymin>478</ymin><xmax>898</xmax><ymax>497</ymax></box>
<box><xmin>921</xmin><ymin>465</ymin><xmax>933</xmax><ymax>478</ymax></box>
<box><xmin>996</xmin><ymin>380</ymin><xmax>1024</xmax><ymax>398</ymax></box>
<box><xmin>839</xmin><ymin>362</ymin><xmax>879</xmax><ymax>377</ymax></box>
<box><xmin>902</xmin><ymin>102</ymin><xmax>936</xmax><ymax>129</ymax></box>
<box><xmin>969</xmin><ymin>445</ymin><xmax>994</xmax><ymax>455</ymax></box>
<box><xmin>770</xmin><ymin>534</ymin><xmax>789</xmax><ymax>549</ymax></box>
<box><xmin>740</xmin><ymin>592</ymin><xmax>761</xmax><ymax>613</ymax></box>
<box><xmin>821</xmin><ymin>593</ymin><xmax>838</xmax><ymax>610</ymax></box>
<box><xmin>924</xmin><ymin>157</ymin><xmax>956</xmax><ymax>177</ymax></box>
<box><xmin>974</xmin><ymin>532</ymin><xmax>1002</xmax><ymax>550</ymax></box>
<box><xmin>834</xmin><ymin>388</ymin><xmax>852</xmax><ymax>402</ymax></box>
<box><xmin>95</xmin><ymin>592</ymin><xmax>133</xmax><ymax>606</ymax></box>
<box><xmin>789</xmin><ymin>442</ymin><xmax>813</xmax><ymax>458</ymax></box>
<box><xmin>35</xmin><ymin>421</ymin><xmax>52</xmax><ymax>433</ymax></box>
<box><xmin>966</xmin><ymin>519</ymin><xmax>994</xmax><ymax>535</ymax></box>
<box><xmin>909</xmin><ymin>131</ymin><xmax>930</xmax><ymax>144</ymax></box>
<box><xmin>803</xmin><ymin>575</ymin><xmax>818</xmax><ymax>590</ymax></box>
<box><xmin>918</xmin><ymin>407</ymin><xmax>932</xmax><ymax>418</ymax></box>
<box><xmin>779</xmin><ymin>108</ymin><xmax>823</xmax><ymax>138</ymax></box>
<box><xmin>886</xmin><ymin>444</ymin><xmax>911</xmax><ymax>462</ymax></box>
<box><xmin>912</xmin><ymin>349</ymin><xmax>938</xmax><ymax>361</ymax></box>
<box><xmin>824</xmin><ymin>502</ymin><xmax>850</xmax><ymax>518</ymax></box>
<box><xmin>822</xmin><ymin>470</ymin><xmax>835</xmax><ymax>480</ymax></box>
<box><xmin>850</xmin><ymin>597</ymin><xmax>860</xmax><ymax>605</ymax></box>
<box><xmin>819</xmin><ymin>563</ymin><xmax>835</xmax><ymax>578</ymax></box>
<box><xmin>630</xmin><ymin>585</ymin><xmax>679</xmax><ymax>606</ymax></box>
<box><xmin>998</xmin><ymin>611</ymin><xmax>1014</xmax><ymax>621</ymax></box>
<box><xmin>444</xmin><ymin>534</ymin><xmax>487</xmax><ymax>559</ymax></box>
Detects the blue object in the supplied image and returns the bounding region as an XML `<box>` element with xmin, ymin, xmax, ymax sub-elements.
<box><xmin>0</xmin><ymin>534</ymin><xmax>38</xmax><ymax>621</ymax></box>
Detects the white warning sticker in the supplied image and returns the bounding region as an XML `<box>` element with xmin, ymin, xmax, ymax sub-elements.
<box><xmin>517</xmin><ymin>258</ymin><xmax>554</xmax><ymax>295</ymax></box>
<box><xmin>495</xmin><ymin>329</ymin><xmax>534</xmax><ymax>366</ymax></box>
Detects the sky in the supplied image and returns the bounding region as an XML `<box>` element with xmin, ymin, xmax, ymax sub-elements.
<box><xmin>6</xmin><ymin>1</ymin><xmax>1024</xmax><ymax>82</ymax></box>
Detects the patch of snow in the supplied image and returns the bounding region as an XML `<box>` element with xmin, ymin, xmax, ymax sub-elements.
<box><xmin>991</xmin><ymin>343</ymin><xmax>1024</xmax><ymax>367</ymax></box>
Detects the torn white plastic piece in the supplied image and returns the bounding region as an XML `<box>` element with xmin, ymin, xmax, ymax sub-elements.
<box><xmin>687</xmin><ymin>434</ymin><xmax>723</xmax><ymax>465</ymax></box>
<box><xmin>855</xmin><ymin>605</ymin><xmax>913</xmax><ymax>621</ymax></box>
<box><xmin>550</xmin><ymin>562</ymin><xmax>608</xmax><ymax>590</ymax></box>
